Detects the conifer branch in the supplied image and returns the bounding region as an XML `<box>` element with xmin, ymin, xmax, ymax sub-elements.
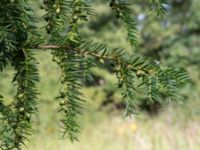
<box><xmin>0</xmin><ymin>49</ymin><xmax>39</xmax><ymax>150</ymax></box>
<box><xmin>0</xmin><ymin>0</ymin><xmax>188</xmax><ymax>149</ymax></box>
<box><xmin>110</xmin><ymin>0</ymin><xmax>138</xmax><ymax>50</ymax></box>
<box><xmin>149</xmin><ymin>0</ymin><xmax>168</xmax><ymax>17</ymax></box>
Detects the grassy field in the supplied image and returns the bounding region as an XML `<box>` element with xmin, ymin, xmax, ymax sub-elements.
<box><xmin>26</xmin><ymin>104</ymin><xmax>200</xmax><ymax>150</ymax></box>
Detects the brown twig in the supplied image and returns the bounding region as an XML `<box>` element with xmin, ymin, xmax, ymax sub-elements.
<box><xmin>29</xmin><ymin>45</ymin><xmax>117</xmax><ymax>61</ymax></box>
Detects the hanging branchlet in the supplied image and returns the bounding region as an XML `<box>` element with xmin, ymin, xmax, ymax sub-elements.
<box><xmin>61</xmin><ymin>0</ymin><xmax>94</xmax><ymax>46</ymax></box>
<box><xmin>81</xmin><ymin>55</ymin><xmax>95</xmax><ymax>83</ymax></box>
<box><xmin>0</xmin><ymin>49</ymin><xmax>39</xmax><ymax>150</ymax></box>
<box><xmin>43</xmin><ymin>0</ymin><xmax>71</xmax><ymax>34</ymax></box>
<box><xmin>49</xmin><ymin>0</ymin><xmax>94</xmax><ymax>141</ymax></box>
<box><xmin>0</xmin><ymin>100</ymin><xmax>16</xmax><ymax>150</ymax></box>
<box><xmin>0</xmin><ymin>2</ymin><xmax>20</xmax><ymax>71</ymax></box>
<box><xmin>115</xmin><ymin>55</ymin><xmax>188</xmax><ymax>115</ymax></box>
<box><xmin>149</xmin><ymin>0</ymin><xmax>168</xmax><ymax>17</ymax></box>
<box><xmin>43</xmin><ymin>0</ymin><xmax>93</xmax><ymax>42</ymax></box>
<box><xmin>116</xmin><ymin>61</ymin><xmax>137</xmax><ymax>115</ymax></box>
<box><xmin>55</xmin><ymin>49</ymin><xmax>84</xmax><ymax>142</ymax></box>
<box><xmin>110</xmin><ymin>0</ymin><xmax>138</xmax><ymax>50</ymax></box>
<box><xmin>0</xmin><ymin>1</ymin><xmax>40</xmax><ymax>150</ymax></box>
<box><xmin>109</xmin><ymin>0</ymin><xmax>168</xmax><ymax>49</ymax></box>
<box><xmin>157</xmin><ymin>68</ymin><xmax>188</xmax><ymax>98</ymax></box>
<box><xmin>0</xmin><ymin>0</ymin><xmax>41</xmax><ymax>71</ymax></box>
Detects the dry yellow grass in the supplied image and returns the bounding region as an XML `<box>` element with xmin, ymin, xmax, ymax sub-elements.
<box><xmin>24</xmin><ymin>110</ymin><xmax>200</xmax><ymax>150</ymax></box>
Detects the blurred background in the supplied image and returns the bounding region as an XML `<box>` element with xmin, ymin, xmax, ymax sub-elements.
<box><xmin>0</xmin><ymin>0</ymin><xmax>200</xmax><ymax>149</ymax></box>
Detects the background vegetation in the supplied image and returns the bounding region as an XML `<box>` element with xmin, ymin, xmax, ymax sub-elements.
<box><xmin>0</xmin><ymin>0</ymin><xmax>199</xmax><ymax>149</ymax></box>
